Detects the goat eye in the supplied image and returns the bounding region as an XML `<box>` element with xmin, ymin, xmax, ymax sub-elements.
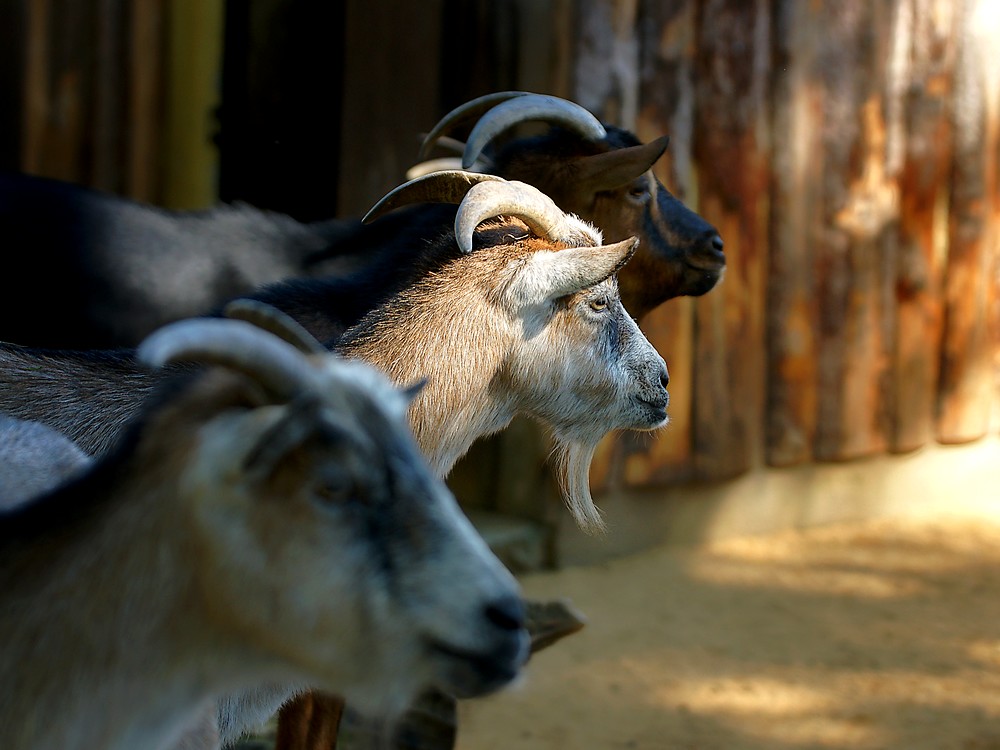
<box><xmin>314</xmin><ymin>475</ymin><xmax>356</xmax><ymax>506</ymax></box>
<box><xmin>628</xmin><ymin>184</ymin><xmax>649</xmax><ymax>200</ymax></box>
<box><xmin>588</xmin><ymin>298</ymin><xmax>609</xmax><ymax>313</ymax></box>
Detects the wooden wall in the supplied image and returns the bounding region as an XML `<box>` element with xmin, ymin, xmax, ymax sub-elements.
<box><xmin>574</xmin><ymin>0</ymin><xmax>1000</xmax><ymax>503</ymax></box>
<box><xmin>1</xmin><ymin>0</ymin><xmax>997</xmax><ymax>525</ymax></box>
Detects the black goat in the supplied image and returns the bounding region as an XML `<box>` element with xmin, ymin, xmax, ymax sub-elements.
<box><xmin>0</xmin><ymin>92</ymin><xmax>722</xmax><ymax>350</ymax></box>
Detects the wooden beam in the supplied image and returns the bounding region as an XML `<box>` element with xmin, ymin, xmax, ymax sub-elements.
<box><xmin>689</xmin><ymin>0</ymin><xmax>770</xmax><ymax>479</ymax></box>
<box><xmin>937</xmin><ymin>0</ymin><xmax>1000</xmax><ymax>443</ymax></box>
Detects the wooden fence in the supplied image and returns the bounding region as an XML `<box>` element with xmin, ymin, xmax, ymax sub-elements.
<box><xmin>1</xmin><ymin>0</ymin><xmax>997</xmax><ymax>519</ymax></box>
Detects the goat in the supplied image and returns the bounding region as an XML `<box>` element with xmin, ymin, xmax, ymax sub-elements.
<box><xmin>0</xmin><ymin>310</ymin><xmax>528</xmax><ymax>750</ymax></box>
<box><xmin>0</xmin><ymin>174</ymin><xmax>668</xmax><ymax>746</ymax></box>
<box><xmin>414</xmin><ymin>91</ymin><xmax>726</xmax><ymax>317</ymax></box>
<box><xmin>0</xmin><ymin>92</ymin><xmax>720</xmax><ymax>350</ymax></box>
<box><xmin>0</xmin><ymin>170</ymin><xmax>358</xmax><ymax>350</ymax></box>
<box><xmin>0</xmin><ymin>171</ymin><xmax>669</xmax><ymax>530</ymax></box>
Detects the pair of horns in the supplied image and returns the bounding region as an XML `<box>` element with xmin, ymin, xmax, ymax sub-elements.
<box><xmin>362</xmin><ymin>170</ymin><xmax>599</xmax><ymax>253</ymax></box>
<box><xmin>417</xmin><ymin>91</ymin><xmax>607</xmax><ymax>169</ymax></box>
<box><xmin>137</xmin><ymin>301</ymin><xmax>329</xmax><ymax>402</ymax></box>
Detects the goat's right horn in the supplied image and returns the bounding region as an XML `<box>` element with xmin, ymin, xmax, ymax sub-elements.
<box><xmin>361</xmin><ymin>170</ymin><xmax>505</xmax><ymax>225</ymax></box>
<box><xmin>137</xmin><ymin>318</ymin><xmax>322</xmax><ymax>402</ymax></box>
<box><xmin>461</xmin><ymin>94</ymin><xmax>607</xmax><ymax>169</ymax></box>
<box><xmin>417</xmin><ymin>91</ymin><xmax>533</xmax><ymax>161</ymax></box>
<box><xmin>454</xmin><ymin>179</ymin><xmax>581</xmax><ymax>254</ymax></box>
<box><xmin>222</xmin><ymin>299</ymin><xmax>326</xmax><ymax>355</ymax></box>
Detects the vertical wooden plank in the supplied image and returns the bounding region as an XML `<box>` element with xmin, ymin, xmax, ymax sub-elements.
<box><xmin>889</xmin><ymin>0</ymin><xmax>955</xmax><ymax>453</ymax></box>
<box><xmin>0</xmin><ymin>0</ymin><xmax>28</xmax><ymax>170</ymax></box>
<box><xmin>126</xmin><ymin>0</ymin><xmax>165</xmax><ymax>202</ymax></box>
<box><xmin>439</xmin><ymin>0</ymin><xmax>516</xmax><ymax>108</ymax></box>
<box><xmin>766</xmin><ymin>0</ymin><xmax>822</xmax><ymax>467</ymax></box>
<box><xmin>572</xmin><ymin>0</ymin><xmax>640</xmax><ymax>128</ymax></box>
<box><xmin>92</xmin><ymin>0</ymin><xmax>124</xmax><ymax>192</ymax></box>
<box><xmin>337</xmin><ymin>0</ymin><xmax>444</xmax><ymax>216</ymax></box>
<box><xmin>769</xmin><ymin>1</ymin><xmax>898</xmax><ymax>465</ymax></box>
<box><xmin>21</xmin><ymin>0</ymin><xmax>49</xmax><ymax>175</ymax></box>
<box><xmin>618</xmin><ymin>0</ymin><xmax>699</xmax><ymax>487</ymax></box>
<box><xmin>688</xmin><ymin>0</ymin><xmax>770</xmax><ymax>479</ymax></box>
<box><xmin>938</xmin><ymin>0</ymin><xmax>1000</xmax><ymax>443</ymax></box>
<box><xmin>512</xmin><ymin>0</ymin><xmax>576</xmax><ymax>99</ymax></box>
<box><xmin>813</xmin><ymin>2</ymin><xmax>898</xmax><ymax>462</ymax></box>
<box><xmin>162</xmin><ymin>0</ymin><xmax>224</xmax><ymax>209</ymax></box>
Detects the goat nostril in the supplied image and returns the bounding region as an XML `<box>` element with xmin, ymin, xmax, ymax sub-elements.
<box><xmin>484</xmin><ymin>595</ymin><xmax>525</xmax><ymax>632</ymax></box>
<box><xmin>711</xmin><ymin>234</ymin><xmax>724</xmax><ymax>253</ymax></box>
<box><xmin>660</xmin><ymin>368</ymin><xmax>670</xmax><ymax>389</ymax></box>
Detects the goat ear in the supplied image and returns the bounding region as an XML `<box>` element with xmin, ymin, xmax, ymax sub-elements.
<box><xmin>508</xmin><ymin>237</ymin><xmax>639</xmax><ymax>305</ymax></box>
<box><xmin>242</xmin><ymin>396</ymin><xmax>325</xmax><ymax>483</ymax></box>
<box><xmin>573</xmin><ymin>136</ymin><xmax>670</xmax><ymax>193</ymax></box>
<box><xmin>402</xmin><ymin>378</ymin><xmax>428</xmax><ymax>402</ymax></box>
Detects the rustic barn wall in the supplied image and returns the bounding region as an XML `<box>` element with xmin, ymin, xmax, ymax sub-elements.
<box><xmin>572</xmin><ymin>0</ymin><xmax>1000</xmax><ymax>510</ymax></box>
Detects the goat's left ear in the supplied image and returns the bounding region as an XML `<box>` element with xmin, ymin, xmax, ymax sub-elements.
<box><xmin>242</xmin><ymin>396</ymin><xmax>325</xmax><ymax>483</ymax></box>
<box><xmin>573</xmin><ymin>136</ymin><xmax>670</xmax><ymax>193</ymax></box>
<box><xmin>509</xmin><ymin>237</ymin><xmax>638</xmax><ymax>306</ymax></box>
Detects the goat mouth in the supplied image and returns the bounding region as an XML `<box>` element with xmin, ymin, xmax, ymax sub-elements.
<box><xmin>633</xmin><ymin>395</ymin><xmax>669</xmax><ymax>426</ymax></box>
<box><xmin>426</xmin><ymin>636</ymin><xmax>527</xmax><ymax>698</ymax></box>
<box><xmin>685</xmin><ymin>254</ymin><xmax>726</xmax><ymax>273</ymax></box>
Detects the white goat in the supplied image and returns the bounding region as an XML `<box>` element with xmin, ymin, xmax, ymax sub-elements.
<box><xmin>212</xmin><ymin>173</ymin><xmax>670</xmax><ymax>747</ymax></box>
<box><xmin>0</xmin><ymin>312</ymin><xmax>527</xmax><ymax>750</ymax></box>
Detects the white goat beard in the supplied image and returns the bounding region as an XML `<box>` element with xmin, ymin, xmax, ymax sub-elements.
<box><xmin>552</xmin><ymin>438</ymin><xmax>605</xmax><ymax>534</ymax></box>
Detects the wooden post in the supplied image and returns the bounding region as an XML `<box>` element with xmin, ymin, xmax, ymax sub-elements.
<box><xmin>937</xmin><ymin>0</ymin><xmax>1000</xmax><ymax>443</ymax></box>
<box><xmin>889</xmin><ymin>0</ymin><xmax>956</xmax><ymax>453</ymax></box>
<box><xmin>768</xmin><ymin>0</ymin><xmax>898</xmax><ymax>465</ymax></box>
<box><xmin>337</xmin><ymin>0</ymin><xmax>444</xmax><ymax>217</ymax></box>
<box><xmin>161</xmin><ymin>0</ymin><xmax>224</xmax><ymax>209</ymax></box>
<box><xmin>126</xmin><ymin>0</ymin><xmax>165</xmax><ymax>203</ymax></box>
<box><xmin>689</xmin><ymin>0</ymin><xmax>770</xmax><ymax>479</ymax></box>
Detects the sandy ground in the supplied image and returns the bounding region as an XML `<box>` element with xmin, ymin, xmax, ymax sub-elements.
<box><xmin>454</xmin><ymin>515</ymin><xmax>1000</xmax><ymax>750</ymax></box>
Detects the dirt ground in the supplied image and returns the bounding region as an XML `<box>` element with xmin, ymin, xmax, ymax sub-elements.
<box><xmin>454</xmin><ymin>515</ymin><xmax>1000</xmax><ymax>750</ymax></box>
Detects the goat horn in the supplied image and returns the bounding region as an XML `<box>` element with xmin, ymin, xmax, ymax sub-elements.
<box><xmin>417</xmin><ymin>91</ymin><xmax>533</xmax><ymax>161</ymax></box>
<box><xmin>137</xmin><ymin>318</ymin><xmax>322</xmax><ymax>402</ymax></box>
<box><xmin>454</xmin><ymin>179</ymin><xmax>581</xmax><ymax>253</ymax></box>
<box><xmin>222</xmin><ymin>299</ymin><xmax>327</xmax><ymax>355</ymax></box>
<box><xmin>461</xmin><ymin>94</ymin><xmax>607</xmax><ymax>169</ymax></box>
<box><xmin>361</xmin><ymin>170</ymin><xmax>505</xmax><ymax>225</ymax></box>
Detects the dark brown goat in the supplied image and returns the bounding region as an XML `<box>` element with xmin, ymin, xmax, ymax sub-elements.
<box><xmin>414</xmin><ymin>91</ymin><xmax>726</xmax><ymax>318</ymax></box>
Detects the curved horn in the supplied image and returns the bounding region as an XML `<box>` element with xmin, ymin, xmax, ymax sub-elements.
<box><xmin>137</xmin><ymin>318</ymin><xmax>321</xmax><ymax>402</ymax></box>
<box><xmin>454</xmin><ymin>179</ymin><xmax>580</xmax><ymax>253</ymax></box>
<box><xmin>461</xmin><ymin>94</ymin><xmax>607</xmax><ymax>169</ymax></box>
<box><xmin>222</xmin><ymin>299</ymin><xmax>326</xmax><ymax>355</ymax></box>
<box><xmin>361</xmin><ymin>170</ymin><xmax>505</xmax><ymax>225</ymax></box>
<box><xmin>417</xmin><ymin>91</ymin><xmax>533</xmax><ymax>161</ymax></box>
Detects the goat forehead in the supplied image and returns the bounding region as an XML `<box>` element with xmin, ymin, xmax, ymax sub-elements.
<box><xmin>563</xmin><ymin>214</ymin><xmax>603</xmax><ymax>246</ymax></box>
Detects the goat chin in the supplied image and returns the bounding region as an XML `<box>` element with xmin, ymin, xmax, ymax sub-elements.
<box><xmin>551</xmin><ymin>437</ymin><xmax>605</xmax><ymax>534</ymax></box>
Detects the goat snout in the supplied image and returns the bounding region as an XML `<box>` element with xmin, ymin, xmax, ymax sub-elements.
<box><xmin>630</xmin><ymin>359</ymin><xmax>670</xmax><ymax>429</ymax></box>
<box><xmin>430</xmin><ymin>594</ymin><xmax>529</xmax><ymax>699</ymax></box>
<box><xmin>687</xmin><ymin>231</ymin><xmax>726</xmax><ymax>272</ymax></box>
<box><xmin>484</xmin><ymin>593</ymin><xmax>526</xmax><ymax>633</ymax></box>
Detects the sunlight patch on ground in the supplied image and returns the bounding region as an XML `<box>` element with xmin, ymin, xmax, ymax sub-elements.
<box><xmin>967</xmin><ymin>639</ymin><xmax>1000</xmax><ymax>668</ymax></box>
